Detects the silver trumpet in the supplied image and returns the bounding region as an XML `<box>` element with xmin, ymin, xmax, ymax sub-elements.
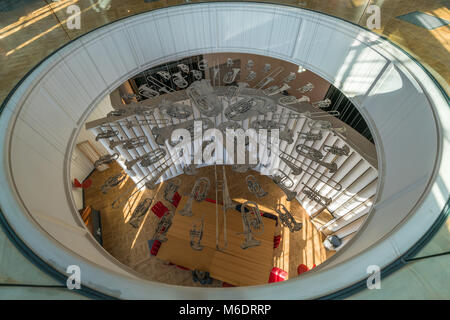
<box><xmin>278</xmin><ymin>151</ymin><xmax>303</xmax><ymax>175</ymax></box>
<box><xmin>238</xmin><ymin>201</ymin><xmax>264</xmax><ymax>249</ymax></box>
<box><xmin>276</xmin><ymin>204</ymin><xmax>302</xmax><ymax>233</ymax></box>
<box><xmin>129</xmin><ymin>198</ymin><xmax>154</xmax><ymax>228</ymax></box>
<box><xmin>323</xmin><ymin>144</ymin><xmax>350</xmax><ymax>156</ymax></box>
<box><xmin>95</xmin><ymin>129</ymin><xmax>118</xmax><ymax>141</ymax></box>
<box><xmin>271</xmin><ymin>170</ymin><xmax>297</xmax><ymax>201</ymax></box>
<box><xmin>94</xmin><ymin>153</ymin><xmax>119</xmax><ymax>168</ymax></box>
<box><xmin>246</xmin><ymin>175</ymin><xmax>268</xmax><ymax>198</ymax></box>
<box><xmin>109</xmin><ymin>136</ymin><xmax>148</xmax><ymax>150</ymax></box>
<box><xmin>179</xmin><ymin>177</ymin><xmax>210</xmax><ymax>217</ymax></box>
<box><xmin>101</xmin><ymin>171</ymin><xmax>127</xmax><ymax>194</ymax></box>
<box><xmin>189</xmin><ymin>219</ymin><xmax>204</xmax><ymax>251</ymax></box>
<box><xmin>295</xmin><ymin>144</ymin><xmax>338</xmax><ymax>173</ymax></box>
<box><xmin>124</xmin><ymin>148</ymin><xmax>166</xmax><ymax>170</ymax></box>
<box><xmin>302</xmin><ymin>184</ymin><xmax>332</xmax><ymax>207</ymax></box>
<box><xmin>263</xmin><ymin>83</ymin><xmax>291</xmax><ymax>96</ymax></box>
<box><xmin>278</xmin><ymin>95</ymin><xmax>310</xmax><ymax>105</ymax></box>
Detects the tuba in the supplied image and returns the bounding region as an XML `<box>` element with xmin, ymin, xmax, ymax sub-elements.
<box><xmin>246</xmin><ymin>175</ymin><xmax>268</xmax><ymax>198</ymax></box>
<box><xmin>271</xmin><ymin>170</ymin><xmax>297</xmax><ymax>201</ymax></box>
<box><xmin>275</xmin><ymin>204</ymin><xmax>302</xmax><ymax>232</ymax></box>
<box><xmin>124</xmin><ymin>148</ymin><xmax>166</xmax><ymax>170</ymax></box>
<box><xmin>238</xmin><ymin>201</ymin><xmax>264</xmax><ymax>249</ymax></box>
<box><xmin>179</xmin><ymin>177</ymin><xmax>210</xmax><ymax>217</ymax></box>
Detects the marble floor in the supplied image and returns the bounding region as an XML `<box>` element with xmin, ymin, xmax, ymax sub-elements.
<box><xmin>0</xmin><ymin>0</ymin><xmax>449</xmax><ymax>106</ymax></box>
<box><xmin>83</xmin><ymin>161</ymin><xmax>333</xmax><ymax>286</ymax></box>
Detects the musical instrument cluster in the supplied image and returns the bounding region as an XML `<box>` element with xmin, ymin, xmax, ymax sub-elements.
<box><xmin>88</xmin><ymin>55</ymin><xmax>355</xmax><ymax>244</ymax></box>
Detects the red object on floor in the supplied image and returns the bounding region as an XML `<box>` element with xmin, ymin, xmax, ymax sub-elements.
<box><xmin>172</xmin><ymin>192</ymin><xmax>182</xmax><ymax>207</ymax></box>
<box><xmin>81</xmin><ymin>179</ymin><xmax>92</xmax><ymax>189</ymax></box>
<box><xmin>176</xmin><ymin>265</ymin><xmax>190</xmax><ymax>271</ymax></box>
<box><xmin>205</xmin><ymin>198</ymin><xmax>217</xmax><ymax>204</ymax></box>
<box><xmin>73</xmin><ymin>179</ymin><xmax>82</xmax><ymax>188</ymax></box>
<box><xmin>152</xmin><ymin>201</ymin><xmax>169</xmax><ymax>218</ymax></box>
<box><xmin>222</xmin><ymin>282</ymin><xmax>235</xmax><ymax>287</ymax></box>
<box><xmin>273</xmin><ymin>235</ymin><xmax>281</xmax><ymax>249</ymax></box>
<box><xmin>150</xmin><ymin>240</ymin><xmax>162</xmax><ymax>256</ymax></box>
<box><xmin>269</xmin><ymin>267</ymin><xmax>288</xmax><ymax>283</ymax></box>
<box><xmin>297</xmin><ymin>264</ymin><xmax>309</xmax><ymax>275</ymax></box>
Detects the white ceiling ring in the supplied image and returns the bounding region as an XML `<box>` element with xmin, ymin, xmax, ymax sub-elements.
<box><xmin>0</xmin><ymin>3</ymin><xmax>448</xmax><ymax>299</ymax></box>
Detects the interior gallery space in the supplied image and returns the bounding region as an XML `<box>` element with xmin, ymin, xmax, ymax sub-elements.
<box><xmin>0</xmin><ymin>0</ymin><xmax>448</xmax><ymax>300</ymax></box>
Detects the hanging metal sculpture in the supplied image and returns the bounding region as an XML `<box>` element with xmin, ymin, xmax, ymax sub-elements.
<box><xmin>250</xmin><ymin>119</ymin><xmax>294</xmax><ymax>144</ymax></box>
<box><xmin>177</xmin><ymin>63</ymin><xmax>190</xmax><ymax>73</ymax></box>
<box><xmin>271</xmin><ymin>170</ymin><xmax>297</xmax><ymax>201</ymax></box>
<box><xmin>224</xmin><ymin>96</ymin><xmax>276</xmax><ymax>121</ymax></box>
<box><xmin>238</xmin><ymin>201</ymin><xmax>264</xmax><ymax>249</ymax></box>
<box><xmin>161</xmin><ymin>100</ymin><xmax>193</xmax><ymax>119</ymax></box>
<box><xmin>245</xmin><ymin>71</ymin><xmax>257</xmax><ymax>81</ymax></box>
<box><xmin>138</xmin><ymin>84</ymin><xmax>159</xmax><ymax>99</ymax></box>
<box><xmin>299</xmin><ymin>131</ymin><xmax>323</xmax><ymax>141</ymax></box>
<box><xmin>189</xmin><ymin>219</ymin><xmax>204</xmax><ymax>251</ymax></box>
<box><xmin>129</xmin><ymin>198</ymin><xmax>154</xmax><ymax>228</ymax></box>
<box><xmin>223</xmin><ymin>68</ymin><xmax>240</xmax><ymax>84</ymax></box>
<box><xmin>183</xmin><ymin>163</ymin><xmax>199</xmax><ymax>175</ymax></box>
<box><xmin>283</xmin><ymin>72</ymin><xmax>296</xmax><ymax>83</ymax></box>
<box><xmin>101</xmin><ymin>171</ymin><xmax>127</xmax><ymax>194</ymax></box>
<box><xmin>276</xmin><ymin>204</ymin><xmax>302</xmax><ymax>233</ymax></box>
<box><xmin>151</xmin><ymin>118</ymin><xmax>214</xmax><ymax>146</ymax></box>
<box><xmin>323</xmin><ymin>144</ymin><xmax>350</xmax><ymax>156</ymax></box>
<box><xmin>263</xmin><ymin>83</ymin><xmax>291</xmax><ymax>96</ymax></box>
<box><xmin>172</xmin><ymin>72</ymin><xmax>188</xmax><ymax>88</ymax></box>
<box><xmin>198</xmin><ymin>59</ymin><xmax>208</xmax><ymax>71</ymax></box>
<box><xmin>246</xmin><ymin>60</ymin><xmax>254</xmax><ymax>70</ymax></box>
<box><xmin>163</xmin><ymin>178</ymin><xmax>181</xmax><ymax>203</ymax></box>
<box><xmin>124</xmin><ymin>148</ymin><xmax>167</xmax><ymax>170</ymax></box>
<box><xmin>313</xmin><ymin>98</ymin><xmax>332</xmax><ymax>109</ymax></box>
<box><xmin>179</xmin><ymin>177</ymin><xmax>210</xmax><ymax>217</ymax></box>
<box><xmin>214</xmin><ymin>165</ymin><xmax>232</xmax><ymax>251</ymax></box>
<box><xmin>109</xmin><ymin>136</ymin><xmax>148</xmax><ymax>150</ymax></box>
<box><xmin>262</xmin><ymin>63</ymin><xmax>271</xmax><ymax>73</ymax></box>
<box><xmin>271</xmin><ymin>110</ymin><xmax>340</xmax><ymax>121</ymax></box>
<box><xmin>246</xmin><ymin>175</ymin><xmax>268</xmax><ymax>198</ymax></box>
<box><xmin>302</xmin><ymin>185</ymin><xmax>332</xmax><ymax>207</ymax></box>
<box><xmin>94</xmin><ymin>153</ymin><xmax>119</xmax><ymax>168</ymax></box>
<box><xmin>225</xmin><ymin>85</ymin><xmax>240</xmax><ymax>102</ymax></box>
<box><xmin>278</xmin><ymin>95</ymin><xmax>310</xmax><ymax>106</ymax></box>
<box><xmin>295</xmin><ymin>144</ymin><xmax>338</xmax><ymax>173</ymax></box>
<box><xmin>95</xmin><ymin>129</ymin><xmax>118</xmax><ymax>141</ymax></box>
<box><xmin>156</xmin><ymin>70</ymin><xmax>171</xmax><ymax>81</ymax></box>
<box><xmin>153</xmin><ymin>211</ymin><xmax>173</xmax><ymax>242</ymax></box>
<box><xmin>191</xmin><ymin>69</ymin><xmax>203</xmax><ymax>81</ymax></box>
<box><xmin>186</xmin><ymin>80</ymin><xmax>222</xmax><ymax>117</ymax></box>
<box><xmin>278</xmin><ymin>150</ymin><xmax>303</xmax><ymax>175</ymax></box>
<box><xmin>144</xmin><ymin>159</ymin><xmax>174</xmax><ymax>190</ymax></box>
<box><xmin>298</xmin><ymin>82</ymin><xmax>314</xmax><ymax>93</ymax></box>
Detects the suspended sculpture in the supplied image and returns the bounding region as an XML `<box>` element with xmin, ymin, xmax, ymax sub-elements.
<box><xmin>275</xmin><ymin>204</ymin><xmax>302</xmax><ymax>232</ymax></box>
<box><xmin>179</xmin><ymin>177</ymin><xmax>210</xmax><ymax>217</ymax></box>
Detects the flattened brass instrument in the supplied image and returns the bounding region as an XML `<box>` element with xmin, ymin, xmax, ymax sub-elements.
<box><xmin>323</xmin><ymin>144</ymin><xmax>350</xmax><ymax>156</ymax></box>
<box><xmin>299</xmin><ymin>131</ymin><xmax>323</xmax><ymax>141</ymax></box>
<box><xmin>153</xmin><ymin>211</ymin><xmax>173</xmax><ymax>242</ymax></box>
<box><xmin>276</xmin><ymin>204</ymin><xmax>302</xmax><ymax>232</ymax></box>
<box><xmin>101</xmin><ymin>171</ymin><xmax>127</xmax><ymax>194</ymax></box>
<box><xmin>302</xmin><ymin>184</ymin><xmax>332</xmax><ymax>207</ymax></box>
<box><xmin>109</xmin><ymin>136</ymin><xmax>148</xmax><ymax>150</ymax></box>
<box><xmin>246</xmin><ymin>175</ymin><xmax>268</xmax><ymax>198</ymax></box>
<box><xmin>238</xmin><ymin>201</ymin><xmax>264</xmax><ymax>249</ymax></box>
<box><xmin>95</xmin><ymin>129</ymin><xmax>118</xmax><ymax>141</ymax></box>
<box><xmin>179</xmin><ymin>177</ymin><xmax>210</xmax><ymax>217</ymax></box>
<box><xmin>250</xmin><ymin>119</ymin><xmax>294</xmax><ymax>144</ymax></box>
<box><xmin>271</xmin><ymin>170</ymin><xmax>297</xmax><ymax>201</ymax></box>
<box><xmin>124</xmin><ymin>148</ymin><xmax>166</xmax><ymax>170</ymax></box>
<box><xmin>151</xmin><ymin>118</ymin><xmax>214</xmax><ymax>146</ymax></box>
<box><xmin>94</xmin><ymin>153</ymin><xmax>119</xmax><ymax>168</ymax></box>
<box><xmin>163</xmin><ymin>178</ymin><xmax>180</xmax><ymax>203</ymax></box>
<box><xmin>224</xmin><ymin>96</ymin><xmax>276</xmax><ymax>121</ymax></box>
<box><xmin>129</xmin><ymin>198</ymin><xmax>154</xmax><ymax>228</ymax></box>
<box><xmin>189</xmin><ymin>218</ymin><xmax>204</xmax><ymax>251</ymax></box>
<box><xmin>145</xmin><ymin>159</ymin><xmax>173</xmax><ymax>190</ymax></box>
<box><xmin>186</xmin><ymin>80</ymin><xmax>222</xmax><ymax>117</ymax></box>
<box><xmin>161</xmin><ymin>100</ymin><xmax>193</xmax><ymax>119</ymax></box>
<box><xmin>295</xmin><ymin>144</ymin><xmax>337</xmax><ymax>173</ymax></box>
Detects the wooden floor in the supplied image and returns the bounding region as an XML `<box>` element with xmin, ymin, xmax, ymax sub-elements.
<box><xmin>84</xmin><ymin>162</ymin><xmax>334</xmax><ymax>287</ymax></box>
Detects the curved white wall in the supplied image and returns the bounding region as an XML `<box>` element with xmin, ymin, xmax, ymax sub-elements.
<box><xmin>0</xmin><ymin>3</ymin><xmax>448</xmax><ymax>299</ymax></box>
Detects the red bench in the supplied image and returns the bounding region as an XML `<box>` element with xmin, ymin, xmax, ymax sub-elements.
<box><xmin>151</xmin><ymin>201</ymin><xmax>169</xmax><ymax>218</ymax></box>
<box><xmin>269</xmin><ymin>267</ymin><xmax>288</xmax><ymax>283</ymax></box>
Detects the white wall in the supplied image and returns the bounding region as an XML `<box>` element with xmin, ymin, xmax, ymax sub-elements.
<box><xmin>0</xmin><ymin>3</ymin><xmax>448</xmax><ymax>299</ymax></box>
